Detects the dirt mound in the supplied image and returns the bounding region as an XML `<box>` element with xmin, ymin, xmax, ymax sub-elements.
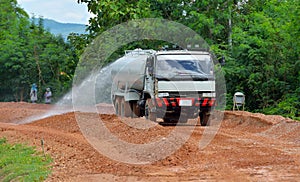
<box><xmin>0</xmin><ymin>102</ymin><xmax>52</xmax><ymax>123</ymax></box>
<box><xmin>27</xmin><ymin>112</ymin><xmax>80</xmax><ymax>134</ymax></box>
<box><xmin>222</xmin><ymin>111</ymin><xmax>300</xmax><ymax>143</ymax></box>
<box><xmin>0</xmin><ymin>102</ymin><xmax>299</xmax><ymax>181</ymax></box>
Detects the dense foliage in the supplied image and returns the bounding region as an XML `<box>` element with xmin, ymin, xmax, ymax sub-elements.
<box><xmin>0</xmin><ymin>0</ymin><xmax>78</xmax><ymax>102</ymax></box>
<box><xmin>77</xmin><ymin>0</ymin><xmax>299</xmax><ymax>119</ymax></box>
<box><xmin>225</xmin><ymin>0</ymin><xmax>299</xmax><ymax>119</ymax></box>
<box><xmin>0</xmin><ymin>0</ymin><xmax>299</xmax><ymax>119</ymax></box>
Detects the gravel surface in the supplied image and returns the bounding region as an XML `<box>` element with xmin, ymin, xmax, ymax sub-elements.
<box><xmin>0</xmin><ymin>102</ymin><xmax>299</xmax><ymax>181</ymax></box>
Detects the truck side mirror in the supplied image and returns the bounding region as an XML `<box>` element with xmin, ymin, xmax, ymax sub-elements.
<box><xmin>146</xmin><ymin>57</ymin><xmax>154</xmax><ymax>75</ymax></box>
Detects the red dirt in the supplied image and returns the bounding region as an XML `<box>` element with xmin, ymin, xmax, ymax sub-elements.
<box><xmin>0</xmin><ymin>102</ymin><xmax>299</xmax><ymax>181</ymax></box>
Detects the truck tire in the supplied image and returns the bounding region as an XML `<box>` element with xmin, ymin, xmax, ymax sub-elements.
<box><xmin>145</xmin><ymin>98</ymin><xmax>157</xmax><ymax>122</ymax></box>
<box><xmin>121</xmin><ymin>98</ymin><xmax>132</xmax><ymax>117</ymax></box>
<box><xmin>163</xmin><ymin>118</ymin><xmax>171</xmax><ymax>123</ymax></box>
<box><xmin>132</xmin><ymin>102</ymin><xmax>140</xmax><ymax>118</ymax></box>
<box><xmin>200</xmin><ymin>111</ymin><xmax>210</xmax><ymax>126</ymax></box>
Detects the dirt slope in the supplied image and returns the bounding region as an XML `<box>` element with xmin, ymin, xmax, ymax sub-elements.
<box><xmin>0</xmin><ymin>102</ymin><xmax>299</xmax><ymax>181</ymax></box>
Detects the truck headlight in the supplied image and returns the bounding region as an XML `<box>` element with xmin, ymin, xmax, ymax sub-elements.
<box><xmin>202</xmin><ymin>93</ymin><xmax>216</xmax><ymax>97</ymax></box>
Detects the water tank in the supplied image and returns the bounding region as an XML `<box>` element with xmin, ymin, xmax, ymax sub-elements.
<box><xmin>111</xmin><ymin>53</ymin><xmax>149</xmax><ymax>91</ymax></box>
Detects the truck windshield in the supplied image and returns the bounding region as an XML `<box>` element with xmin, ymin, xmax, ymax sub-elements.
<box><xmin>155</xmin><ymin>54</ymin><xmax>213</xmax><ymax>80</ymax></box>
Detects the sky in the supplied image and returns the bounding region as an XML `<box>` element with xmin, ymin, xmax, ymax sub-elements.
<box><xmin>18</xmin><ymin>0</ymin><xmax>93</xmax><ymax>25</ymax></box>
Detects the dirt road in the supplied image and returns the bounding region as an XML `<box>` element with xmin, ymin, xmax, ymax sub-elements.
<box><xmin>0</xmin><ymin>102</ymin><xmax>299</xmax><ymax>181</ymax></box>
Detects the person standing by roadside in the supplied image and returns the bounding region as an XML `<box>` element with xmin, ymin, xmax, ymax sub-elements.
<box><xmin>30</xmin><ymin>83</ymin><xmax>38</xmax><ymax>103</ymax></box>
<box><xmin>44</xmin><ymin>88</ymin><xmax>52</xmax><ymax>104</ymax></box>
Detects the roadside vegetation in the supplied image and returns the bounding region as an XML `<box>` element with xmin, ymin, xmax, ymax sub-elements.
<box><xmin>0</xmin><ymin>0</ymin><xmax>299</xmax><ymax>120</ymax></box>
<box><xmin>0</xmin><ymin>137</ymin><xmax>52</xmax><ymax>181</ymax></box>
<box><xmin>0</xmin><ymin>0</ymin><xmax>78</xmax><ymax>103</ymax></box>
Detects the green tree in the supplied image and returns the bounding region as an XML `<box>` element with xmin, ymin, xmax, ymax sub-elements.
<box><xmin>78</xmin><ymin>0</ymin><xmax>153</xmax><ymax>34</ymax></box>
<box><xmin>0</xmin><ymin>0</ymin><xmax>79</xmax><ymax>102</ymax></box>
<box><xmin>227</xmin><ymin>0</ymin><xmax>299</xmax><ymax>116</ymax></box>
<box><xmin>0</xmin><ymin>0</ymin><xmax>31</xmax><ymax>101</ymax></box>
<box><xmin>77</xmin><ymin>0</ymin><xmax>299</xmax><ymax>119</ymax></box>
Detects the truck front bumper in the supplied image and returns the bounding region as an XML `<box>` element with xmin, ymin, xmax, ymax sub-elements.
<box><xmin>154</xmin><ymin>97</ymin><xmax>216</xmax><ymax>119</ymax></box>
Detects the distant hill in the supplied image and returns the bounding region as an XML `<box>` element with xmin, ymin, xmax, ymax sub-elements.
<box><xmin>32</xmin><ymin>18</ymin><xmax>87</xmax><ymax>40</ymax></box>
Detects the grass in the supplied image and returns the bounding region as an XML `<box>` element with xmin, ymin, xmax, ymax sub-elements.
<box><xmin>0</xmin><ymin>137</ymin><xmax>52</xmax><ymax>182</ymax></box>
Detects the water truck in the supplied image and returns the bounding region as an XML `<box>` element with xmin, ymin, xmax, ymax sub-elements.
<box><xmin>111</xmin><ymin>49</ymin><xmax>216</xmax><ymax>126</ymax></box>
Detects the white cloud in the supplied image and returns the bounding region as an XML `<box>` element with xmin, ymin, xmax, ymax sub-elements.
<box><xmin>18</xmin><ymin>0</ymin><xmax>91</xmax><ymax>24</ymax></box>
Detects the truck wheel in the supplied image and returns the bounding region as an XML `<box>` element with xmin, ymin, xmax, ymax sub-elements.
<box><xmin>121</xmin><ymin>98</ymin><xmax>132</xmax><ymax>117</ymax></box>
<box><xmin>114</xmin><ymin>97</ymin><xmax>121</xmax><ymax>116</ymax></box>
<box><xmin>145</xmin><ymin>99</ymin><xmax>157</xmax><ymax>122</ymax></box>
<box><xmin>163</xmin><ymin>118</ymin><xmax>171</xmax><ymax>123</ymax></box>
<box><xmin>199</xmin><ymin>111</ymin><xmax>210</xmax><ymax>126</ymax></box>
<box><xmin>132</xmin><ymin>102</ymin><xmax>140</xmax><ymax>118</ymax></box>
